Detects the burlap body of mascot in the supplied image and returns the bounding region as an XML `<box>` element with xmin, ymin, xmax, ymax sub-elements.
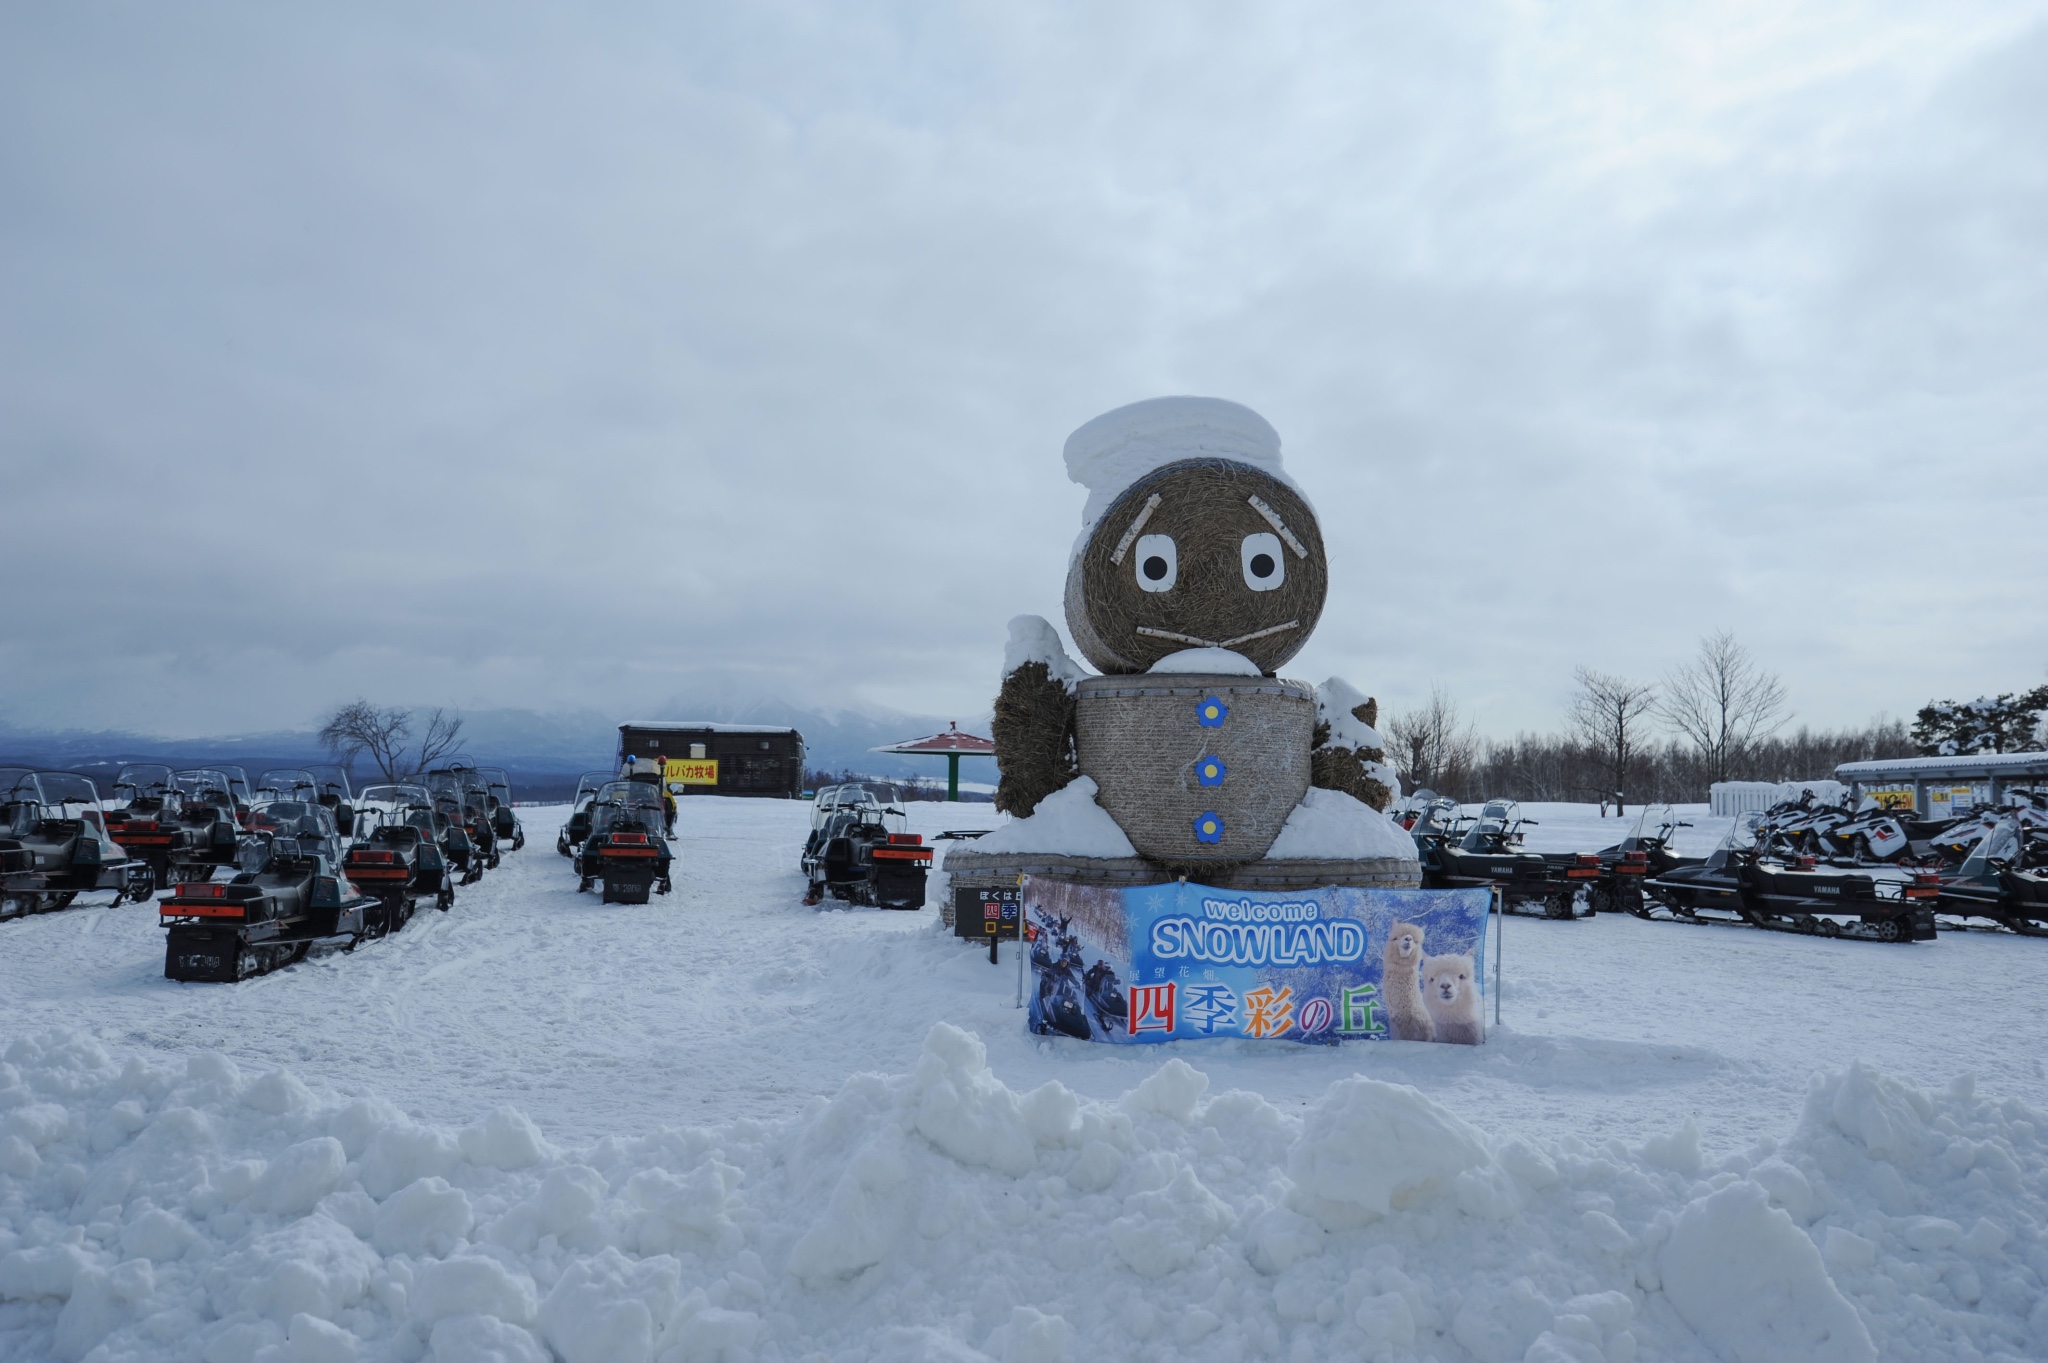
<box><xmin>945</xmin><ymin>396</ymin><xmax>1421</xmax><ymax>906</ymax></box>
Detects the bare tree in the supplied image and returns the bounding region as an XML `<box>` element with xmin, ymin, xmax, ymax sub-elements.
<box><xmin>1568</xmin><ymin>667</ymin><xmax>1658</xmax><ymax>815</ymax></box>
<box><xmin>1386</xmin><ymin>684</ymin><xmax>1480</xmax><ymax>800</ymax></box>
<box><xmin>1659</xmin><ymin>631</ymin><xmax>1789</xmax><ymax>783</ymax></box>
<box><xmin>317</xmin><ymin>701</ymin><xmax>466</xmax><ymax>783</ymax></box>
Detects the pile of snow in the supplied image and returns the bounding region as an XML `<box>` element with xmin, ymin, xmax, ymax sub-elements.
<box><xmin>1147</xmin><ymin>647</ymin><xmax>1261</xmax><ymax>677</ymax></box>
<box><xmin>999</xmin><ymin>616</ymin><xmax>1085</xmax><ymax>691</ymax></box>
<box><xmin>1313</xmin><ymin>677</ymin><xmax>1384</xmax><ymax>754</ymax></box>
<box><xmin>1062</xmin><ymin>396</ymin><xmax>1301</xmax><ymax>535</ymax></box>
<box><xmin>1265</xmin><ymin>789</ymin><xmax>1421</xmax><ymax>862</ymax></box>
<box><xmin>6</xmin><ymin>1025</ymin><xmax>2043</xmax><ymax>1362</ymax></box>
<box><xmin>966</xmin><ymin>777</ymin><xmax>1137</xmax><ymax>859</ymax></box>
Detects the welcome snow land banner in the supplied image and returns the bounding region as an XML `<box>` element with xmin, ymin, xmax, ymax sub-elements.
<box><xmin>1023</xmin><ymin>877</ymin><xmax>1492</xmax><ymax>1047</ymax></box>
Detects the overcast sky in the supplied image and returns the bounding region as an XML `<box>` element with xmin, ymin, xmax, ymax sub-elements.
<box><xmin>4</xmin><ymin>1</ymin><xmax>2045</xmax><ymax>742</ymax></box>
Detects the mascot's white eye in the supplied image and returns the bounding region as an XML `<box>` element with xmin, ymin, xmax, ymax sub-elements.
<box><xmin>1134</xmin><ymin>534</ymin><xmax>1177</xmax><ymax>592</ymax></box>
<box><xmin>1240</xmin><ymin>532</ymin><xmax>1284</xmax><ymax>591</ymax></box>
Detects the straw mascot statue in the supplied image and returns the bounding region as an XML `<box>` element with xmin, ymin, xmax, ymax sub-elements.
<box><xmin>972</xmin><ymin>396</ymin><xmax>1417</xmax><ymax>890</ymax></box>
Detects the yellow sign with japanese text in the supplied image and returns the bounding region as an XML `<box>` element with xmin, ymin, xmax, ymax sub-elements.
<box><xmin>664</xmin><ymin>758</ymin><xmax>718</xmax><ymax>787</ymax></box>
<box><xmin>1865</xmin><ymin>787</ymin><xmax>1916</xmax><ymax>811</ymax></box>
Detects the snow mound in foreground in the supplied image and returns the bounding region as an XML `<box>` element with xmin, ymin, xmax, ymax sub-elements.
<box><xmin>3</xmin><ymin>1029</ymin><xmax>2044</xmax><ymax>1362</ymax></box>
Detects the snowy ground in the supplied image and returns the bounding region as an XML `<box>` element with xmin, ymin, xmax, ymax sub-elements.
<box><xmin>4</xmin><ymin>798</ymin><xmax>2047</xmax><ymax>1361</ymax></box>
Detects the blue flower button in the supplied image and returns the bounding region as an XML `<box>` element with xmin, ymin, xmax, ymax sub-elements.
<box><xmin>1193</xmin><ymin>812</ymin><xmax>1224</xmax><ymax>844</ymax></box>
<box><xmin>1196</xmin><ymin>697</ymin><xmax>1229</xmax><ymax>728</ymax></box>
<box><xmin>1196</xmin><ymin>756</ymin><xmax>1226</xmax><ymax>787</ymax></box>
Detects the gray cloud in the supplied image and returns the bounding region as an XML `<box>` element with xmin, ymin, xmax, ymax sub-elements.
<box><xmin>3</xmin><ymin>1</ymin><xmax>2044</xmax><ymax>741</ymax></box>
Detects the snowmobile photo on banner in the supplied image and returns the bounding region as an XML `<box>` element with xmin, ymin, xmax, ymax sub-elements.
<box><xmin>159</xmin><ymin>805</ymin><xmax>375</xmax><ymax>980</ymax></box>
<box><xmin>800</xmin><ymin>783</ymin><xmax>931</xmax><ymax>910</ymax></box>
<box><xmin>1</xmin><ymin>770</ymin><xmax>155</xmax><ymax>919</ymax></box>
<box><xmin>574</xmin><ymin>777</ymin><xmax>673</xmax><ymax>904</ymax></box>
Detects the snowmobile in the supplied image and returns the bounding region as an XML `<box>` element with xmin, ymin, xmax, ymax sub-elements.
<box><xmin>1816</xmin><ymin>805</ymin><xmax>1912</xmax><ymax>864</ymax></box>
<box><xmin>800</xmin><ymin>784</ymin><xmax>931</xmax><ymax>910</ymax></box>
<box><xmin>162</xmin><ymin>769</ymin><xmax>247</xmax><ymax>880</ymax></box>
<box><xmin>1586</xmin><ymin>805</ymin><xmax>1699</xmax><ymax>916</ymax></box>
<box><xmin>574</xmin><ymin>778</ymin><xmax>673</xmax><ymax>904</ymax></box>
<box><xmin>1028</xmin><ymin>911</ymin><xmax>1092</xmax><ymax>1040</ymax></box>
<box><xmin>105</xmin><ymin>764</ymin><xmax>190</xmax><ymax>887</ymax></box>
<box><xmin>160</xmin><ymin>818</ymin><xmax>374</xmax><ymax>981</ymax></box>
<box><xmin>478</xmin><ymin>767</ymin><xmax>524</xmax><ymax>850</ymax></box>
<box><xmin>1643</xmin><ymin>814</ymin><xmax>1937</xmax><ymax>942</ymax></box>
<box><xmin>1083</xmin><ymin>958</ymin><xmax>1128</xmax><ymax>1035</ymax></box>
<box><xmin>1415</xmin><ymin>798</ymin><xmax>1588</xmax><ymax>918</ymax></box>
<box><xmin>1</xmin><ymin>771</ymin><xmax>155</xmax><ymax>918</ymax></box>
<box><xmin>304</xmin><ymin>765</ymin><xmax>357</xmax><ymax>835</ymax></box>
<box><xmin>349</xmin><ymin>784</ymin><xmax>456</xmax><ymax>923</ymax></box>
<box><xmin>1926</xmin><ymin>818</ymin><xmax>2048</xmax><ymax>936</ymax></box>
<box><xmin>558</xmin><ymin>771</ymin><xmax>619</xmax><ymax>856</ymax></box>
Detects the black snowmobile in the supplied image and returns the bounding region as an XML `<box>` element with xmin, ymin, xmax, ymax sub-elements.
<box><xmin>105</xmin><ymin>764</ymin><xmax>191</xmax><ymax>887</ymax></box>
<box><xmin>1414</xmin><ymin>798</ymin><xmax>1588</xmax><ymax>918</ymax></box>
<box><xmin>348</xmin><ymin>784</ymin><xmax>456</xmax><ymax>925</ymax></box>
<box><xmin>305</xmin><ymin>764</ymin><xmax>358</xmax><ymax>836</ymax></box>
<box><xmin>478</xmin><ymin>767</ymin><xmax>524</xmax><ymax>850</ymax></box>
<box><xmin>557</xmin><ymin>770</ymin><xmax>616</xmax><ymax>856</ymax></box>
<box><xmin>1927</xmin><ymin>818</ymin><xmax>2048</xmax><ymax>936</ymax></box>
<box><xmin>160</xmin><ymin>817</ymin><xmax>374</xmax><ymax>980</ymax></box>
<box><xmin>163</xmin><ymin>769</ymin><xmax>247</xmax><ymax>881</ymax></box>
<box><xmin>800</xmin><ymin>784</ymin><xmax>931</xmax><ymax>910</ymax></box>
<box><xmin>1586</xmin><ymin>805</ymin><xmax>1700</xmax><ymax>916</ymax></box>
<box><xmin>1644</xmin><ymin>813</ymin><xmax>1937</xmax><ymax>942</ymax></box>
<box><xmin>575</xmin><ymin>778</ymin><xmax>674</xmax><ymax>904</ymax></box>
<box><xmin>1</xmin><ymin>770</ymin><xmax>155</xmax><ymax>918</ymax></box>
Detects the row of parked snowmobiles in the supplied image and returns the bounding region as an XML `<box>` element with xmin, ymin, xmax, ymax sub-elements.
<box><xmin>1402</xmin><ymin>790</ymin><xmax>2048</xmax><ymax>945</ymax></box>
<box><xmin>555</xmin><ymin>770</ymin><xmax>676</xmax><ymax>904</ymax></box>
<box><xmin>2</xmin><ymin>760</ymin><xmax>528</xmax><ymax>980</ymax></box>
<box><xmin>1639</xmin><ymin>792</ymin><xmax>2048</xmax><ymax>941</ymax></box>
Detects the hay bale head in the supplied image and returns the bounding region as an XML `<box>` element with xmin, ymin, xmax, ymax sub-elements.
<box><xmin>1075</xmin><ymin>674</ymin><xmax>1313</xmax><ymax>865</ymax></box>
<box><xmin>1063</xmin><ymin>458</ymin><xmax>1328</xmax><ymax>676</ymax></box>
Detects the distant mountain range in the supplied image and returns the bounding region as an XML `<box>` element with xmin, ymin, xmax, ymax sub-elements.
<box><xmin>0</xmin><ymin>696</ymin><xmax>997</xmax><ymax>801</ymax></box>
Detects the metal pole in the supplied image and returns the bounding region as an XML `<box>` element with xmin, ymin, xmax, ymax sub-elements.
<box><xmin>1015</xmin><ymin>877</ymin><xmax>1026</xmax><ymax>1008</ymax></box>
<box><xmin>1490</xmin><ymin>880</ymin><xmax>1507</xmax><ymax>1019</ymax></box>
<box><xmin>948</xmin><ymin>754</ymin><xmax>960</xmax><ymax>802</ymax></box>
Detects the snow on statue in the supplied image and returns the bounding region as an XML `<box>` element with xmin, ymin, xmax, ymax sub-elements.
<box><xmin>958</xmin><ymin>396</ymin><xmax>1419</xmax><ymax>896</ymax></box>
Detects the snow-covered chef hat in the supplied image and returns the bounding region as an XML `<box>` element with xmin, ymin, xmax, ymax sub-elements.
<box><xmin>1064</xmin><ymin>396</ymin><xmax>1295</xmax><ymax>533</ymax></box>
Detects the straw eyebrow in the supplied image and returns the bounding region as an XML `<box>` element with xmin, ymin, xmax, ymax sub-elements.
<box><xmin>1109</xmin><ymin>493</ymin><xmax>1164</xmax><ymax>566</ymax></box>
<box><xmin>1247</xmin><ymin>495</ymin><xmax>1307</xmax><ymax>558</ymax></box>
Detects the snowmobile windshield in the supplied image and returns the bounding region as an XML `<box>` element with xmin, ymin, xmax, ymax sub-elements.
<box><xmin>306</xmin><ymin>765</ymin><xmax>353</xmax><ymax>799</ymax></box>
<box><xmin>114</xmin><ymin>765</ymin><xmax>176</xmax><ymax>799</ymax></box>
<box><xmin>175</xmin><ymin>771</ymin><xmax>235</xmax><ymax>805</ymax></box>
<box><xmin>36</xmin><ymin>773</ymin><xmax>102</xmax><ymax>812</ymax></box>
<box><xmin>359</xmin><ymin>784</ymin><xmax>431</xmax><ymax>808</ymax></box>
<box><xmin>1630</xmin><ymin>805</ymin><xmax>1677</xmax><ymax>842</ymax></box>
<box><xmin>1961</xmin><ymin>820</ymin><xmax>2023</xmax><ymax>877</ymax></box>
<box><xmin>574</xmin><ymin>772</ymin><xmax>612</xmax><ymax>803</ymax></box>
<box><xmin>257</xmin><ymin>770</ymin><xmax>318</xmax><ymax>800</ymax></box>
<box><xmin>250</xmin><ymin>801</ymin><xmax>329</xmax><ymax>837</ymax></box>
<box><xmin>1411</xmin><ymin>799</ymin><xmax>1460</xmax><ymax>837</ymax></box>
<box><xmin>1722</xmin><ymin>812</ymin><xmax>1765</xmax><ymax>852</ymax></box>
<box><xmin>0</xmin><ymin>769</ymin><xmax>44</xmax><ymax>805</ymax></box>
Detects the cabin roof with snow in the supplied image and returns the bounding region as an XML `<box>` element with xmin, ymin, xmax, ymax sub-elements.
<box><xmin>1837</xmin><ymin>751</ymin><xmax>2048</xmax><ymax>782</ymax></box>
